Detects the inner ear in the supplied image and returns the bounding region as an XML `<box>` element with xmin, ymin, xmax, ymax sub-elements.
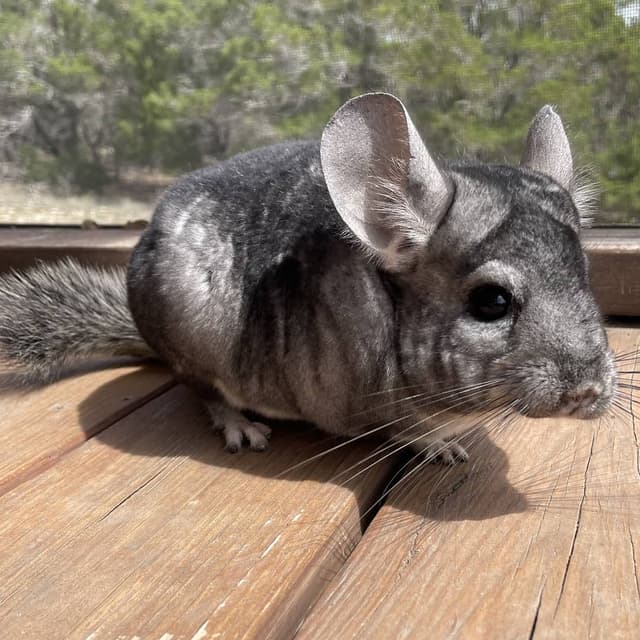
<box><xmin>321</xmin><ymin>92</ymin><xmax>453</xmax><ymax>271</ymax></box>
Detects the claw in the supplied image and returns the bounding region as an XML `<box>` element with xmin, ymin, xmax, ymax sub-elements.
<box><xmin>219</xmin><ymin>419</ymin><xmax>272</xmax><ymax>452</ymax></box>
<box><xmin>423</xmin><ymin>439</ymin><xmax>469</xmax><ymax>465</ymax></box>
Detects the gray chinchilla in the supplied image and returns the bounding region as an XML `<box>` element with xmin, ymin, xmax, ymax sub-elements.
<box><xmin>0</xmin><ymin>93</ymin><xmax>616</xmax><ymax>459</ymax></box>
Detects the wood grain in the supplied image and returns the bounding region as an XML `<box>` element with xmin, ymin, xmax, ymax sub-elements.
<box><xmin>584</xmin><ymin>231</ymin><xmax>640</xmax><ymax>316</ymax></box>
<box><xmin>0</xmin><ymin>228</ymin><xmax>141</xmax><ymax>273</ymax></box>
<box><xmin>0</xmin><ymin>385</ymin><xmax>396</xmax><ymax>639</ymax></box>
<box><xmin>0</xmin><ymin>363</ymin><xmax>173</xmax><ymax>496</ymax></box>
<box><xmin>296</xmin><ymin>326</ymin><xmax>640</xmax><ymax>639</ymax></box>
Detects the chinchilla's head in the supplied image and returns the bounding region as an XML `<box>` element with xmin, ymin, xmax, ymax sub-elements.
<box><xmin>321</xmin><ymin>93</ymin><xmax>615</xmax><ymax>420</ymax></box>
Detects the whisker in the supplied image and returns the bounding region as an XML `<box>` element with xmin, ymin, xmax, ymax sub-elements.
<box><xmin>274</xmin><ymin>412</ymin><xmax>413</xmax><ymax>478</ymax></box>
<box><xmin>352</xmin><ymin>378</ymin><xmax>505</xmax><ymax>419</ymax></box>
<box><xmin>336</xmin><ymin>395</ymin><xmax>513</xmax><ymax>489</ymax></box>
<box><xmin>329</xmin><ymin>399</ymin><xmax>505</xmax><ymax>489</ymax></box>
<box><xmin>278</xmin><ymin>383</ymin><xmax>509</xmax><ymax>478</ymax></box>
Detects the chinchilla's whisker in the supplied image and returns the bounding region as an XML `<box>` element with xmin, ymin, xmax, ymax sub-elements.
<box><xmin>615</xmin><ymin>398</ymin><xmax>639</xmax><ymax>409</ymax></box>
<box><xmin>410</xmin><ymin>407</ymin><xmax>516</xmax><ymax>507</ymax></box>
<box><xmin>333</xmin><ymin>413</ymin><xmax>467</xmax><ymax>487</ymax></box>
<box><xmin>327</xmin><ymin>437</ymin><xmax>413</xmax><ymax>485</ymax></box>
<box><xmin>615</xmin><ymin>360</ymin><xmax>638</xmax><ymax>367</ymax></box>
<box><xmin>373</xmin><ymin>403</ymin><xmax>519</xmax><ymax>521</ymax></box>
<box><xmin>471</xmin><ymin>402</ymin><xmax>517</xmax><ymax>438</ymax></box>
<box><xmin>332</xmin><ymin>449</ymin><xmax>434</xmax><ymax>542</ymax></box>
<box><xmin>359</xmin><ymin>366</ymin><xmax>495</xmax><ymax>396</ymax></box>
<box><xmin>278</xmin><ymin>385</ymin><xmax>508</xmax><ymax>479</ymax></box>
<box><xmin>363</xmin><ymin>382</ymin><xmax>438</xmax><ymax>397</ymax></box>
<box><xmin>409</xmin><ymin>424</ymin><xmax>490</xmax><ymax>498</ymax></box>
<box><xmin>393</xmin><ymin>424</ymin><xmax>490</xmax><ymax>505</ymax></box>
<box><xmin>612</xmin><ymin>394</ymin><xmax>636</xmax><ymax>408</ymax></box>
<box><xmin>377</xmin><ymin>448</ymin><xmax>426</xmax><ymax>498</ymax></box>
<box><xmin>351</xmin><ymin>380</ymin><xmax>505</xmax><ymax>436</ymax></box>
<box><xmin>334</xmin><ymin>396</ymin><xmax>512</xmax><ymax>488</ymax></box>
<box><xmin>354</xmin><ymin>378</ymin><xmax>505</xmax><ymax>418</ymax></box>
<box><xmin>614</xmin><ymin>347</ymin><xmax>639</xmax><ymax>360</ymax></box>
<box><xmin>405</xmin><ymin>392</ymin><xmax>511</xmax><ymax>440</ymax></box>
<box><xmin>334</xmin><ymin>392</ymin><xmax>512</xmax><ymax>486</ymax></box>
<box><xmin>614</xmin><ymin>387</ymin><xmax>638</xmax><ymax>397</ymax></box>
<box><xmin>274</xmin><ymin>411</ymin><xmax>415</xmax><ymax>478</ymax></box>
<box><xmin>397</xmin><ymin>398</ymin><xmax>514</xmax><ymax>473</ymax></box>
<box><xmin>409</xmin><ymin>381</ymin><xmax>507</xmax><ymax>412</ymax></box>
<box><xmin>350</xmin><ymin>386</ymin><xmax>508</xmax><ymax>458</ymax></box>
<box><xmin>610</xmin><ymin>403</ymin><xmax>636</xmax><ymax>419</ymax></box>
<box><xmin>363</xmin><ymin>439</ymin><xmax>459</xmax><ymax>517</ymax></box>
<box><xmin>516</xmin><ymin>464</ymin><xmax>640</xmax><ymax>514</ymax></box>
<box><xmin>505</xmin><ymin>443</ymin><xmax>638</xmax><ymax>494</ymax></box>
<box><xmin>612</xmin><ymin>394</ymin><xmax>638</xmax><ymax>409</ymax></box>
<box><xmin>509</xmin><ymin>456</ymin><xmax>584</xmax><ymax>488</ymax></box>
<box><xmin>617</xmin><ymin>380</ymin><xmax>640</xmax><ymax>389</ymax></box>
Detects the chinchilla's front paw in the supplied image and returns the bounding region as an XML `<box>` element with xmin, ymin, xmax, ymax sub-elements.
<box><xmin>421</xmin><ymin>439</ymin><xmax>469</xmax><ymax>465</ymax></box>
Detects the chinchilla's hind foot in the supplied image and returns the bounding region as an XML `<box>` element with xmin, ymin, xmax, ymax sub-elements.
<box><xmin>204</xmin><ymin>397</ymin><xmax>272</xmax><ymax>453</ymax></box>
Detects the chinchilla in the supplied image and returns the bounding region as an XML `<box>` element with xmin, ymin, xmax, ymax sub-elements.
<box><xmin>0</xmin><ymin>93</ymin><xmax>616</xmax><ymax>459</ymax></box>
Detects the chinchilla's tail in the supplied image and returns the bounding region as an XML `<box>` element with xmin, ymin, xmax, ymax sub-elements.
<box><xmin>0</xmin><ymin>258</ymin><xmax>154</xmax><ymax>385</ymax></box>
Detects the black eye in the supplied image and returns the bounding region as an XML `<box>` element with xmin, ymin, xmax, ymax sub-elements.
<box><xmin>468</xmin><ymin>285</ymin><xmax>513</xmax><ymax>322</ymax></box>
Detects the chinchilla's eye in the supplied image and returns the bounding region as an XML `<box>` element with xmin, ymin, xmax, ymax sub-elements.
<box><xmin>467</xmin><ymin>285</ymin><xmax>512</xmax><ymax>322</ymax></box>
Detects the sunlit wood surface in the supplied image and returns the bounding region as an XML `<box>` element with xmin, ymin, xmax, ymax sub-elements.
<box><xmin>0</xmin><ymin>327</ymin><xmax>638</xmax><ymax>639</ymax></box>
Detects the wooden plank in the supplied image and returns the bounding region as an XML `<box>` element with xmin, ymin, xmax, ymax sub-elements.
<box><xmin>0</xmin><ymin>362</ymin><xmax>174</xmax><ymax>496</ymax></box>
<box><xmin>585</xmin><ymin>233</ymin><xmax>640</xmax><ymax>316</ymax></box>
<box><xmin>0</xmin><ymin>228</ymin><xmax>141</xmax><ymax>273</ymax></box>
<box><xmin>296</xmin><ymin>326</ymin><xmax>640</xmax><ymax>639</ymax></box>
<box><xmin>0</xmin><ymin>385</ymin><xmax>396</xmax><ymax>639</ymax></box>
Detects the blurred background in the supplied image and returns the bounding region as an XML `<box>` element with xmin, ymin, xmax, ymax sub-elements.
<box><xmin>0</xmin><ymin>0</ymin><xmax>638</xmax><ymax>225</ymax></box>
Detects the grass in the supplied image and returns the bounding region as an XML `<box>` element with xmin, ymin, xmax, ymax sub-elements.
<box><xmin>0</xmin><ymin>177</ymin><xmax>169</xmax><ymax>226</ymax></box>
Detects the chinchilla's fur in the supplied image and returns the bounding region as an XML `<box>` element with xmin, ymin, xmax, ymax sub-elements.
<box><xmin>0</xmin><ymin>93</ymin><xmax>616</xmax><ymax>456</ymax></box>
<box><xmin>0</xmin><ymin>260</ymin><xmax>152</xmax><ymax>384</ymax></box>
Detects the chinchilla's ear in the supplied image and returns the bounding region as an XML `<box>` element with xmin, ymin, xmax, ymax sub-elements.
<box><xmin>321</xmin><ymin>93</ymin><xmax>453</xmax><ymax>271</ymax></box>
<box><xmin>521</xmin><ymin>105</ymin><xmax>596</xmax><ymax>227</ymax></box>
<box><xmin>521</xmin><ymin>105</ymin><xmax>574</xmax><ymax>192</ymax></box>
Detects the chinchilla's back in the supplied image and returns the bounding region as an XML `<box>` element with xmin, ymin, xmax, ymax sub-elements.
<box><xmin>127</xmin><ymin>141</ymin><xmax>397</xmax><ymax>430</ymax></box>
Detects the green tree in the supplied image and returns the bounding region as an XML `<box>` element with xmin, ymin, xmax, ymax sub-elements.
<box><xmin>1</xmin><ymin>0</ymin><xmax>638</xmax><ymax>220</ymax></box>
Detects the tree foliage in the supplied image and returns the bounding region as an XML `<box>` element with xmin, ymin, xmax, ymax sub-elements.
<box><xmin>1</xmin><ymin>0</ymin><xmax>638</xmax><ymax>219</ymax></box>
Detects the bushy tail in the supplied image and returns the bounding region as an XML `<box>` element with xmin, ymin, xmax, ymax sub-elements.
<box><xmin>0</xmin><ymin>259</ymin><xmax>154</xmax><ymax>385</ymax></box>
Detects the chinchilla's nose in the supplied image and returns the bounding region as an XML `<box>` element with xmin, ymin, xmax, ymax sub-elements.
<box><xmin>559</xmin><ymin>382</ymin><xmax>603</xmax><ymax>416</ymax></box>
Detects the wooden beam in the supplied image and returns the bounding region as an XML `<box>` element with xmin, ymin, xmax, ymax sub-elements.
<box><xmin>584</xmin><ymin>228</ymin><xmax>640</xmax><ymax>316</ymax></box>
<box><xmin>0</xmin><ymin>228</ymin><xmax>141</xmax><ymax>272</ymax></box>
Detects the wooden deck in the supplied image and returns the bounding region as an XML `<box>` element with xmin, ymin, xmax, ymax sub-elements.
<box><xmin>1</xmin><ymin>327</ymin><xmax>639</xmax><ymax>639</ymax></box>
